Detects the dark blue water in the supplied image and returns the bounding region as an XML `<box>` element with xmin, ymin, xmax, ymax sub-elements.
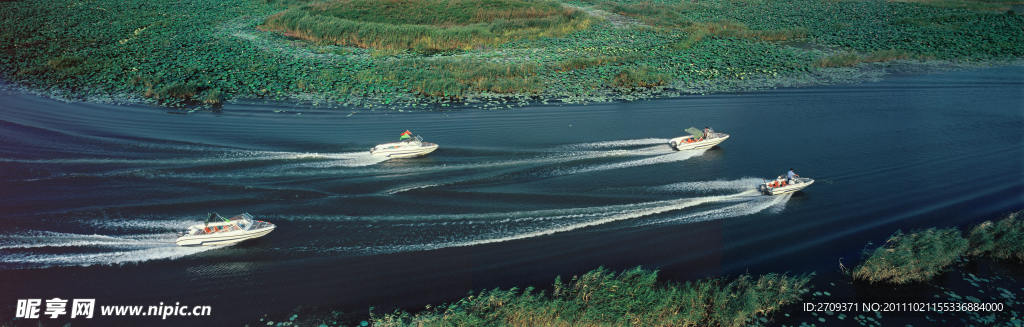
<box><xmin>0</xmin><ymin>66</ymin><xmax>1022</xmax><ymax>326</ymax></box>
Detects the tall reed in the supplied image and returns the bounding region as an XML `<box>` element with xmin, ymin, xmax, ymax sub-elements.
<box><xmin>853</xmin><ymin>210</ymin><xmax>1024</xmax><ymax>284</ymax></box>
<box><xmin>374</xmin><ymin>58</ymin><xmax>542</xmax><ymax>98</ymax></box>
<box><xmin>852</xmin><ymin>228</ymin><xmax>968</xmax><ymax>284</ymax></box>
<box><xmin>261</xmin><ymin>0</ymin><xmax>591</xmax><ymax>52</ymax></box>
<box><xmin>968</xmin><ymin>211</ymin><xmax>1024</xmax><ymax>262</ymax></box>
<box><xmin>372</xmin><ymin>266</ymin><xmax>812</xmax><ymax>327</ymax></box>
<box><xmin>676</xmin><ymin>20</ymin><xmax>807</xmax><ymax>50</ymax></box>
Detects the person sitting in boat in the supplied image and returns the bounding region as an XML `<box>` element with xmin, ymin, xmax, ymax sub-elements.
<box><xmin>787</xmin><ymin>168</ymin><xmax>798</xmax><ymax>183</ymax></box>
<box><xmin>703</xmin><ymin>127</ymin><xmax>715</xmax><ymax>140</ymax></box>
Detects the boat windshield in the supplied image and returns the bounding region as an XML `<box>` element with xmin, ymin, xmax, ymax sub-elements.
<box><xmin>234</xmin><ymin>213</ymin><xmax>254</xmax><ymax>230</ymax></box>
<box><xmin>684</xmin><ymin>127</ymin><xmax>704</xmax><ymax>139</ymax></box>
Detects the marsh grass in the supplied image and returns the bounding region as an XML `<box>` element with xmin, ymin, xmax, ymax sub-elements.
<box><xmin>815</xmin><ymin>52</ymin><xmax>863</xmax><ymax>67</ymax></box>
<box><xmin>158</xmin><ymin>81</ymin><xmax>201</xmax><ymax>100</ymax></box>
<box><xmin>130</xmin><ymin>75</ymin><xmax>163</xmax><ymax>98</ymax></box>
<box><xmin>261</xmin><ymin>0</ymin><xmax>591</xmax><ymax>52</ymax></box>
<box><xmin>853</xmin><ymin>210</ymin><xmax>1024</xmax><ymax>284</ymax></box>
<box><xmin>202</xmin><ymin>89</ymin><xmax>224</xmax><ymax>105</ymax></box>
<box><xmin>887</xmin><ymin>0</ymin><xmax>1014</xmax><ymax>11</ymax></box>
<box><xmin>3</xmin><ymin>0</ymin><xmax>1022</xmax><ymax>107</ymax></box>
<box><xmin>852</xmin><ymin>228</ymin><xmax>968</xmax><ymax>284</ymax></box>
<box><xmin>968</xmin><ymin>211</ymin><xmax>1024</xmax><ymax>262</ymax></box>
<box><xmin>611</xmin><ymin>66</ymin><xmax>670</xmax><ymax>88</ymax></box>
<box><xmin>374</xmin><ymin>58</ymin><xmax>541</xmax><ymax>97</ymax></box>
<box><xmin>591</xmin><ymin>1</ymin><xmax>693</xmax><ymax>27</ymax></box>
<box><xmin>816</xmin><ymin>49</ymin><xmax>912</xmax><ymax>67</ymax></box>
<box><xmin>557</xmin><ymin>54</ymin><xmax>644</xmax><ymax>71</ymax></box>
<box><xmin>371</xmin><ymin>266</ymin><xmax>812</xmax><ymax>327</ymax></box>
<box><xmin>675</xmin><ymin>21</ymin><xmax>807</xmax><ymax>49</ymax></box>
<box><xmin>309</xmin><ymin>0</ymin><xmax>571</xmax><ymax>26</ymax></box>
<box><xmin>863</xmin><ymin>49</ymin><xmax>913</xmax><ymax>62</ymax></box>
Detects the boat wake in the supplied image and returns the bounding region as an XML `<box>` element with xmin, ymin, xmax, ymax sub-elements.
<box><xmin>383</xmin><ymin>146</ymin><xmax>677</xmax><ymax>194</ymax></box>
<box><xmin>559</xmin><ymin>138</ymin><xmax>669</xmax><ymax>149</ymax></box>
<box><xmin>273</xmin><ymin>180</ymin><xmax>785</xmax><ymax>256</ymax></box>
<box><xmin>0</xmin><ymin>230</ymin><xmax>217</xmax><ymax>269</ymax></box>
<box><xmin>3</xmin><ymin>150</ymin><xmax>389</xmax><ymax>167</ymax></box>
<box><xmin>640</xmin><ymin>191</ymin><xmax>790</xmax><ymax>226</ymax></box>
<box><xmin>549</xmin><ymin>149</ymin><xmax>706</xmax><ymax>176</ymax></box>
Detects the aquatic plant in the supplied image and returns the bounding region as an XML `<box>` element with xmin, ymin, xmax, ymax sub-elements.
<box><xmin>203</xmin><ymin>88</ymin><xmax>224</xmax><ymax>105</ymax></box>
<box><xmin>584</xmin><ymin>0</ymin><xmax>694</xmax><ymax>27</ymax></box>
<box><xmin>675</xmin><ymin>20</ymin><xmax>808</xmax><ymax>50</ymax></box>
<box><xmin>852</xmin><ymin>228</ymin><xmax>968</xmax><ymax>284</ymax></box>
<box><xmin>611</xmin><ymin>66</ymin><xmax>670</xmax><ymax>88</ymax></box>
<box><xmin>557</xmin><ymin>54</ymin><xmax>643</xmax><ymax>71</ymax></box>
<box><xmin>967</xmin><ymin>211</ymin><xmax>1024</xmax><ymax>262</ymax></box>
<box><xmin>815</xmin><ymin>49</ymin><xmax>915</xmax><ymax>67</ymax></box>
<box><xmin>815</xmin><ymin>52</ymin><xmax>863</xmax><ymax>67</ymax></box>
<box><xmin>1</xmin><ymin>0</ymin><xmax>1022</xmax><ymax>107</ymax></box>
<box><xmin>853</xmin><ymin>210</ymin><xmax>1024</xmax><ymax>284</ymax></box>
<box><xmin>373</xmin><ymin>58</ymin><xmax>542</xmax><ymax>98</ymax></box>
<box><xmin>862</xmin><ymin>49</ymin><xmax>913</xmax><ymax>62</ymax></box>
<box><xmin>371</xmin><ymin>266</ymin><xmax>812</xmax><ymax>327</ymax></box>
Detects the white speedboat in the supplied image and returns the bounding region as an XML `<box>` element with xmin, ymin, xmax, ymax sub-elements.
<box><xmin>670</xmin><ymin>127</ymin><xmax>729</xmax><ymax>150</ymax></box>
<box><xmin>758</xmin><ymin>177</ymin><xmax>814</xmax><ymax>195</ymax></box>
<box><xmin>176</xmin><ymin>213</ymin><xmax>275</xmax><ymax>246</ymax></box>
<box><xmin>370</xmin><ymin>131</ymin><xmax>438</xmax><ymax>158</ymax></box>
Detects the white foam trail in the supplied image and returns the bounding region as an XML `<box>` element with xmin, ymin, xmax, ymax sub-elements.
<box><xmin>646</xmin><ymin>191</ymin><xmax>790</xmax><ymax>226</ymax></box>
<box><xmin>653</xmin><ymin>177</ymin><xmax>768</xmax><ymax>193</ymax></box>
<box><xmin>1</xmin><ymin>151</ymin><xmax>380</xmax><ymax>166</ymax></box>
<box><xmin>289</xmin><ymin>152</ymin><xmax>391</xmax><ymax>168</ymax></box>
<box><xmin>550</xmin><ymin>149</ymin><xmax>706</xmax><ymax>176</ymax></box>
<box><xmin>0</xmin><ymin>230</ymin><xmax>218</xmax><ymax>269</ymax></box>
<box><xmin>1</xmin><ymin>246</ymin><xmax>215</xmax><ymax>268</ymax></box>
<box><xmin>383</xmin><ymin>147</ymin><xmax>668</xmax><ymax>194</ymax></box>
<box><xmin>74</xmin><ymin>218</ymin><xmax>199</xmax><ymax>232</ymax></box>
<box><xmin>339</xmin><ymin>192</ymin><xmax>760</xmax><ymax>255</ymax></box>
<box><xmin>0</xmin><ymin>231</ymin><xmax>167</xmax><ymax>249</ymax></box>
<box><xmin>562</xmin><ymin>138</ymin><xmax>669</xmax><ymax>149</ymax></box>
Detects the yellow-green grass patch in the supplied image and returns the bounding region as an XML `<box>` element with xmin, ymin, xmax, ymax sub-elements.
<box><xmin>261</xmin><ymin>0</ymin><xmax>592</xmax><ymax>53</ymax></box>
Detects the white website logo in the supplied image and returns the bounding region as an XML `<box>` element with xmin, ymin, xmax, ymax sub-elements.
<box><xmin>16</xmin><ymin>299</ymin><xmax>94</xmax><ymax>319</ymax></box>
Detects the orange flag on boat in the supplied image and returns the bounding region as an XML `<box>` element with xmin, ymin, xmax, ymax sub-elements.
<box><xmin>400</xmin><ymin>130</ymin><xmax>412</xmax><ymax>136</ymax></box>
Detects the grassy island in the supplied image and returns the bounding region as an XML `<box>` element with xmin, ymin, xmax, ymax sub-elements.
<box><xmin>1</xmin><ymin>0</ymin><xmax>1022</xmax><ymax>108</ymax></box>
<box><xmin>853</xmin><ymin>210</ymin><xmax>1024</xmax><ymax>284</ymax></box>
<box><xmin>261</xmin><ymin>0</ymin><xmax>593</xmax><ymax>53</ymax></box>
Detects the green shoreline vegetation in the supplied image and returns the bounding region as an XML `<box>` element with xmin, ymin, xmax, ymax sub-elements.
<box><xmin>853</xmin><ymin>210</ymin><xmax>1024</xmax><ymax>284</ymax></box>
<box><xmin>370</xmin><ymin>267</ymin><xmax>813</xmax><ymax>326</ymax></box>
<box><xmin>1</xmin><ymin>0</ymin><xmax>1022</xmax><ymax>108</ymax></box>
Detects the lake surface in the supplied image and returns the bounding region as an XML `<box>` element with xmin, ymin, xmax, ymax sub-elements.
<box><xmin>1</xmin><ymin>66</ymin><xmax>1022</xmax><ymax>326</ymax></box>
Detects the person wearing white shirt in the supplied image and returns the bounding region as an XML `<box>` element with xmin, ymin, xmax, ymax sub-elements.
<box><xmin>787</xmin><ymin>168</ymin><xmax>798</xmax><ymax>183</ymax></box>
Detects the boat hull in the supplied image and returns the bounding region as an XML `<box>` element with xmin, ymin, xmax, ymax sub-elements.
<box><xmin>670</xmin><ymin>133</ymin><xmax>729</xmax><ymax>150</ymax></box>
<box><xmin>759</xmin><ymin>178</ymin><xmax>814</xmax><ymax>195</ymax></box>
<box><xmin>176</xmin><ymin>226</ymin><xmax>275</xmax><ymax>246</ymax></box>
<box><xmin>370</xmin><ymin>144</ymin><xmax>438</xmax><ymax>158</ymax></box>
